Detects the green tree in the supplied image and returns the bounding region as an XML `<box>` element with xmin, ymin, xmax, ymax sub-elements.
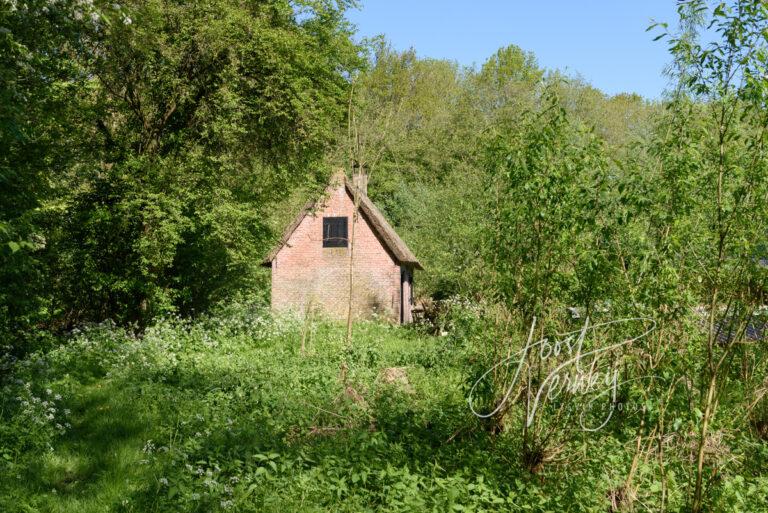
<box><xmin>483</xmin><ymin>86</ymin><xmax>611</xmax><ymax>323</ymax></box>
<box><xmin>1</xmin><ymin>0</ymin><xmax>363</xmax><ymax>345</ymax></box>
<box><xmin>650</xmin><ymin>1</ymin><xmax>768</xmax><ymax>509</ymax></box>
<box><xmin>472</xmin><ymin>44</ymin><xmax>543</xmax><ymax>123</ymax></box>
<box><xmin>0</xmin><ymin>0</ymin><xmax>91</xmax><ymax>346</ymax></box>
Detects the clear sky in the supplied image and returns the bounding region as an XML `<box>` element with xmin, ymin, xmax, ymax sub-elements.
<box><xmin>346</xmin><ymin>1</ymin><xmax>681</xmax><ymax>99</ymax></box>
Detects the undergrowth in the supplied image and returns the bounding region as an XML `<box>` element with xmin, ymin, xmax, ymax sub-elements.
<box><xmin>1</xmin><ymin>302</ymin><xmax>766</xmax><ymax>512</ymax></box>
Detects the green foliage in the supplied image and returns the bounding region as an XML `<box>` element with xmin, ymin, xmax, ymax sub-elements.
<box><xmin>0</xmin><ymin>0</ymin><xmax>90</xmax><ymax>343</ymax></box>
<box><xmin>340</xmin><ymin>39</ymin><xmax>657</xmax><ymax>304</ymax></box>
<box><xmin>483</xmin><ymin>86</ymin><xmax>612</xmax><ymax>321</ymax></box>
<box><xmin>477</xmin><ymin>45</ymin><xmax>543</xmax><ymax>88</ymax></box>
<box><xmin>2</xmin><ymin>307</ymin><xmax>767</xmax><ymax>512</ymax></box>
<box><xmin>2</xmin><ymin>1</ymin><xmax>768</xmax><ymax>511</ymax></box>
<box><xmin>1</xmin><ymin>0</ymin><xmax>363</xmax><ymax>349</ymax></box>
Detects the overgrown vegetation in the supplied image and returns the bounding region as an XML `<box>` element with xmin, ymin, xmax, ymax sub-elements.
<box><xmin>1</xmin><ymin>306</ymin><xmax>766</xmax><ymax>512</ymax></box>
<box><xmin>1</xmin><ymin>0</ymin><xmax>361</xmax><ymax>338</ymax></box>
<box><xmin>2</xmin><ymin>0</ymin><xmax>768</xmax><ymax>511</ymax></box>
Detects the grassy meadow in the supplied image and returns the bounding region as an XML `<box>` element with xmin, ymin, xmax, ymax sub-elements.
<box><xmin>2</xmin><ymin>301</ymin><xmax>767</xmax><ymax>512</ymax></box>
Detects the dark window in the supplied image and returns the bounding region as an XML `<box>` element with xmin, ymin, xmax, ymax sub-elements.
<box><xmin>323</xmin><ymin>217</ymin><xmax>348</xmax><ymax>247</ymax></box>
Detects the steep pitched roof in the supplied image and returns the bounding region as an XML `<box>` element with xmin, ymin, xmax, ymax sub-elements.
<box><xmin>262</xmin><ymin>175</ymin><xmax>423</xmax><ymax>269</ymax></box>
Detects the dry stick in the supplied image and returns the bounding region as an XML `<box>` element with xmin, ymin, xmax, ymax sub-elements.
<box><xmin>624</xmin><ymin>322</ymin><xmax>666</xmax><ymax>499</ymax></box>
<box><xmin>344</xmin><ymin>81</ymin><xmax>399</xmax><ymax>347</ymax></box>
<box><xmin>300</xmin><ymin>297</ymin><xmax>315</xmax><ymax>356</ymax></box>
<box><xmin>493</xmin><ymin>308</ymin><xmax>521</xmax><ymax>425</ymax></box>
<box><xmin>345</xmin><ymin>138</ymin><xmax>362</xmax><ymax>347</ymax></box>
<box><xmin>344</xmin><ymin>82</ymin><xmax>356</xmax><ymax>348</ymax></box>
<box><xmin>302</xmin><ymin>401</ymin><xmax>353</xmax><ymax>421</ymax></box>
<box><xmin>345</xmin><ymin>188</ymin><xmax>360</xmax><ymax>346</ymax></box>
<box><xmin>658</xmin><ymin>379</ymin><xmax>680</xmax><ymax>513</ymax></box>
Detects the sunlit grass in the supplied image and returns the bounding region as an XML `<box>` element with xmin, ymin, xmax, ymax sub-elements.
<box><xmin>3</xmin><ymin>315</ymin><xmax>766</xmax><ymax>512</ymax></box>
<box><xmin>7</xmin><ymin>381</ymin><xmax>157</xmax><ymax>512</ymax></box>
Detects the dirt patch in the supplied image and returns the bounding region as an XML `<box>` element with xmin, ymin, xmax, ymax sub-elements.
<box><xmin>378</xmin><ymin>367</ymin><xmax>414</xmax><ymax>394</ymax></box>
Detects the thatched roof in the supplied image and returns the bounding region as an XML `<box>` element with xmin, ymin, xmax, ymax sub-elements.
<box><xmin>262</xmin><ymin>175</ymin><xmax>423</xmax><ymax>269</ymax></box>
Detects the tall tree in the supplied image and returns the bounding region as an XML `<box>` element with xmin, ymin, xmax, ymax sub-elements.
<box><xmin>0</xmin><ymin>0</ymin><xmax>91</xmax><ymax>346</ymax></box>
<box><xmin>1</xmin><ymin>0</ymin><xmax>363</xmax><ymax>345</ymax></box>
<box><xmin>651</xmin><ymin>1</ymin><xmax>768</xmax><ymax>509</ymax></box>
<box><xmin>483</xmin><ymin>86</ymin><xmax>610</xmax><ymax>323</ymax></box>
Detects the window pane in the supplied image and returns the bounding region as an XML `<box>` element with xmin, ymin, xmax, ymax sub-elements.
<box><xmin>323</xmin><ymin>217</ymin><xmax>347</xmax><ymax>247</ymax></box>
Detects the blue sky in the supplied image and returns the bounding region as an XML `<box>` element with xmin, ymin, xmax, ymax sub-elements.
<box><xmin>346</xmin><ymin>1</ymin><xmax>681</xmax><ymax>99</ymax></box>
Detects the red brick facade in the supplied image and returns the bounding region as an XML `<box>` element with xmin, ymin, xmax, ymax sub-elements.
<box><xmin>267</xmin><ymin>175</ymin><xmax>418</xmax><ymax>323</ymax></box>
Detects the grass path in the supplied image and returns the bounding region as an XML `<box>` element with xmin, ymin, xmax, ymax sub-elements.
<box><xmin>10</xmin><ymin>381</ymin><xmax>156</xmax><ymax>512</ymax></box>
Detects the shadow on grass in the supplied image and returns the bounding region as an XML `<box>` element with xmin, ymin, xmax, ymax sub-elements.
<box><xmin>13</xmin><ymin>381</ymin><xmax>159</xmax><ymax>513</ymax></box>
<box><xmin>6</xmin><ymin>346</ymin><xmax>531</xmax><ymax>512</ymax></box>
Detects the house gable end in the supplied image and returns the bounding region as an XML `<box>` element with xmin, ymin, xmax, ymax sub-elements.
<box><xmin>262</xmin><ymin>174</ymin><xmax>422</xmax><ymax>270</ymax></box>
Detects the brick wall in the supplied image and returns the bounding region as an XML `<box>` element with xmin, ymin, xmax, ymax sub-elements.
<box><xmin>271</xmin><ymin>182</ymin><xmax>402</xmax><ymax>322</ymax></box>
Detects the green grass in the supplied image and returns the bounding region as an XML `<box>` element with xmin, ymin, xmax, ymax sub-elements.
<box><xmin>1</xmin><ymin>317</ymin><xmax>492</xmax><ymax>512</ymax></box>
<box><xmin>2</xmin><ymin>311</ymin><xmax>767</xmax><ymax>512</ymax></box>
<box><xmin>18</xmin><ymin>381</ymin><xmax>157</xmax><ymax>512</ymax></box>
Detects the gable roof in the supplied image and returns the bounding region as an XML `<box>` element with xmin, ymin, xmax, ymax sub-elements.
<box><xmin>262</xmin><ymin>175</ymin><xmax>423</xmax><ymax>269</ymax></box>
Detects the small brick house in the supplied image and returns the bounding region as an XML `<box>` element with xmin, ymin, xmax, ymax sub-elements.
<box><xmin>262</xmin><ymin>170</ymin><xmax>422</xmax><ymax>323</ymax></box>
